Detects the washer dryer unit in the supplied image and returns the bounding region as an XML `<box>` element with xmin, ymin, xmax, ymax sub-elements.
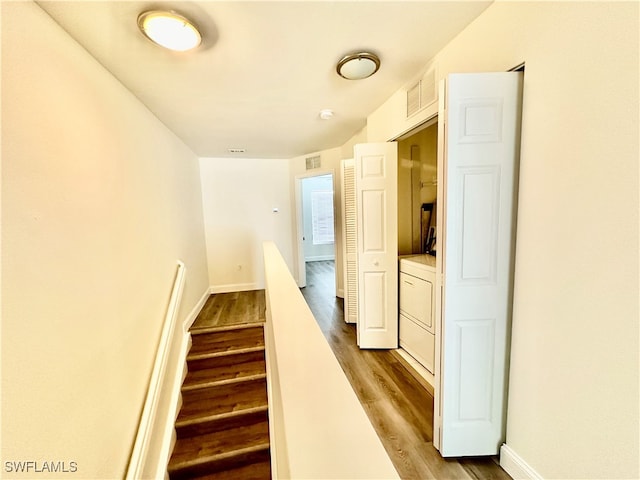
<box><xmin>398</xmin><ymin>254</ymin><xmax>436</xmax><ymax>374</ymax></box>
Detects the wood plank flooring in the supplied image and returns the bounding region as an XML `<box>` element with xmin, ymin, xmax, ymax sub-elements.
<box><xmin>301</xmin><ymin>260</ymin><xmax>512</xmax><ymax>480</ymax></box>
<box><xmin>191</xmin><ymin>290</ymin><xmax>265</xmax><ymax>329</ymax></box>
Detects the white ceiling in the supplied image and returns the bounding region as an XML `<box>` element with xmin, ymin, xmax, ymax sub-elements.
<box><xmin>37</xmin><ymin>1</ymin><xmax>492</xmax><ymax>159</ymax></box>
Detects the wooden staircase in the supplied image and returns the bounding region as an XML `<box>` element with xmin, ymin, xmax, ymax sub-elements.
<box><xmin>168</xmin><ymin>323</ymin><xmax>271</xmax><ymax>479</ymax></box>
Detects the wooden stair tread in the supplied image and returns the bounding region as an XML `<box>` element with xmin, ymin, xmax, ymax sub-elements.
<box><xmin>178</xmin><ymin>374</ymin><xmax>267</xmax><ymax>422</ymax></box>
<box><xmin>170</xmin><ymin>422</ymin><xmax>270</xmax><ymax>468</ymax></box>
<box><xmin>176</xmin><ymin>406</ymin><xmax>268</xmax><ymax>438</ymax></box>
<box><xmin>176</xmin><ymin>405</ymin><xmax>268</xmax><ymax>430</ymax></box>
<box><xmin>185</xmin><ymin>349</ymin><xmax>266</xmax><ymax>387</ymax></box>
<box><xmin>182</xmin><ymin>373</ymin><xmax>267</xmax><ymax>391</ymax></box>
<box><xmin>168</xmin><ymin>444</ymin><xmax>270</xmax><ymax>479</ymax></box>
<box><xmin>188</xmin><ymin>326</ymin><xmax>265</xmax><ymax>356</ymax></box>
<box><xmin>184</xmin><ymin>459</ymin><xmax>271</xmax><ymax>480</ymax></box>
<box><xmin>187</xmin><ymin>345</ymin><xmax>264</xmax><ymax>362</ymax></box>
<box><xmin>190</xmin><ymin>322</ymin><xmax>265</xmax><ymax>335</ymax></box>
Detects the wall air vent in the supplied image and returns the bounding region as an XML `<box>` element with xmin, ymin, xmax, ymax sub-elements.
<box><xmin>305</xmin><ymin>155</ymin><xmax>321</xmax><ymax>170</ymax></box>
<box><xmin>407</xmin><ymin>82</ymin><xmax>421</xmax><ymax>117</ymax></box>
<box><xmin>420</xmin><ymin>68</ymin><xmax>436</xmax><ymax>108</ymax></box>
<box><xmin>406</xmin><ymin>65</ymin><xmax>437</xmax><ymax>118</ymax></box>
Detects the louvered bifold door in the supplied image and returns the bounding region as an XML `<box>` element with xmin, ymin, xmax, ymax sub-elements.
<box><xmin>341</xmin><ymin>159</ymin><xmax>358</xmax><ymax>324</ymax></box>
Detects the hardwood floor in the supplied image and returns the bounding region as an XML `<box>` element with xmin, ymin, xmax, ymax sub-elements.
<box><xmin>191</xmin><ymin>290</ymin><xmax>265</xmax><ymax>329</ymax></box>
<box><xmin>301</xmin><ymin>260</ymin><xmax>511</xmax><ymax>480</ymax></box>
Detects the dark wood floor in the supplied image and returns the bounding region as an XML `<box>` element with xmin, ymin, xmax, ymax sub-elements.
<box><xmin>301</xmin><ymin>260</ymin><xmax>511</xmax><ymax>480</ymax></box>
<box><xmin>192</xmin><ymin>264</ymin><xmax>511</xmax><ymax>479</ymax></box>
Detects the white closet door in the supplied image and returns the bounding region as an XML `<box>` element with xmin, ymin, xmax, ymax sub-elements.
<box><xmin>438</xmin><ymin>72</ymin><xmax>523</xmax><ymax>456</ymax></box>
<box><xmin>354</xmin><ymin>142</ymin><xmax>398</xmax><ymax>349</ymax></box>
<box><xmin>341</xmin><ymin>159</ymin><xmax>358</xmax><ymax>324</ymax></box>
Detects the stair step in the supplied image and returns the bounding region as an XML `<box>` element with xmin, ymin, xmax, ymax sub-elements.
<box><xmin>189</xmin><ymin>324</ymin><xmax>265</xmax><ymax>356</ymax></box>
<box><xmin>185</xmin><ymin>348</ymin><xmax>266</xmax><ymax>388</ymax></box>
<box><xmin>183</xmin><ymin>459</ymin><xmax>271</xmax><ymax>480</ymax></box>
<box><xmin>176</xmin><ymin>406</ymin><xmax>269</xmax><ymax>438</ymax></box>
<box><xmin>190</xmin><ymin>322</ymin><xmax>265</xmax><ymax>335</ymax></box>
<box><xmin>182</xmin><ymin>373</ymin><xmax>267</xmax><ymax>392</ymax></box>
<box><xmin>168</xmin><ymin>440</ymin><xmax>270</xmax><ymax>479</ymax></box>
<box><xmin>177</xmin><ymin>377</ymin><xmax>267</xmax><ymax>423</ymax></box>
<box><xmin>186</xmin><ymin>345</ymin><xmax>264</xmax><ymax>362</ymax></box>
<box><xmin>171</xmin><ymin>413</ymin><xmax>269</xmax><ymax>463</ymax></box>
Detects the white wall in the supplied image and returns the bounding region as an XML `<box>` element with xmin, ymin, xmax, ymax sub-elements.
<box><xmin>301</xmin><ymin>175</ymin><xmax>335</xmax><ymax>262</ymax></box>
<box><xmin>367</xmin><ymin>2</ymin><xmax>639</xmax><ymax>478</ymax></box>
<box><xmin>199</xmin><ymin>157</ymin><xmax>293</xmax><ymax>292</ymax></box>
<box><xmin>1</xmin><ymin>2</ymin><xmax>210</xmax><ymax>478</ymax></box>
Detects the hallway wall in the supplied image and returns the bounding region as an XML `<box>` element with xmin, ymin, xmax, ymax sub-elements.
<box><xmin>199</xmin><ymin>157</ymin><xmax>294</xmax><ymax>291</ymax></box>
<box><xmin>1</xmin><ymin>2</ymin><xmax>209</xmax><ymax>477</ymax></box>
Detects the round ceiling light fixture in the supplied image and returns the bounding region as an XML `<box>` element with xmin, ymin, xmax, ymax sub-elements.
<box><xmin>138</xmin><ymin>10</ymin><xmax>202</xmax><ymax>52</ymax></box>
<box><xmin>336</xmin><ymin>52</ymin><xmax>380</xmax><ymax>80</ymax></box>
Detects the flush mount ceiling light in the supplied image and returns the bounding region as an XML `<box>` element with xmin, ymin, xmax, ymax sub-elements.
<box><xmin>138</xmin><ymin>10</ymin><xmax>202</xmax><ymax>52</ymax></box>
<box><xmin>336</xmin><ymin>52</ymin><xmax>380</xmax><ymax>80</ymax></box>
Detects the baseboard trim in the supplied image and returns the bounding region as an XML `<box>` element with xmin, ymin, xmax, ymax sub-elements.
<box><xmin>209</xmin><ymin>283</ymin><xmax>259</xmax><ymax>294</ymax></box>
<box><xmin>393</xmin><ymin>348</ymin><xmax>434</xmax><ymax>396</ymax></box>
<box><xmin>184</xmin><ymin>288</ymin><xmax>210</xmax><ymax>331</ymax></box>
<box><xmin>151</xmin><ymin>330</ymin><xmax>190</xmax><ymax>479</ymax></box>
<box><xmin>500</xmin><ymin>444</ymin><xmax>543</xmax><ymax>480</ymax></box>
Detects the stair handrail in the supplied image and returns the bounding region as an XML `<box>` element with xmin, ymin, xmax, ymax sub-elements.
<box><xmin>126</xmin><ymin>260</ymin><xmax>186</xmax><ymax>480</ymax></box>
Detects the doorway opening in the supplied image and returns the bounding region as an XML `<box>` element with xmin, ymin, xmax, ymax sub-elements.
<box><xmin>295</xmin><ymin>172</ymin><xmax>337</xmax><ymax>295</ymax></box>
<box><xmin>394</xmin><ymin>115</ymin><xmax>440</xmax><ymax>391</ymax></box>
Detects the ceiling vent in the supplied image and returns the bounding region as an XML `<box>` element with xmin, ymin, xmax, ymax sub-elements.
<box><xmin>305</xmin><ymin>155</ymin><xmax>321</xmax><ymax>170</ymax></box>
<box><xmin>406</xmin><ymin>65</ymin><xmax>437</xmax><ymax>118</ymax></box>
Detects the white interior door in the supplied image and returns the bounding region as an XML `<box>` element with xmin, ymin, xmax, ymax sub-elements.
<box><xmin>438</xmin><ymin>72</ymin><xmax>523</xmax><ymax>456</ymax></box>
<box><xmin>354</xmin><ymin>142</ymin><xmax>398</xmax><ymax>348</ymax></box>
<box><xmin>341</xmin><ymin>159</ymin><xmax>358</xmax><ymax>324</ymax></box>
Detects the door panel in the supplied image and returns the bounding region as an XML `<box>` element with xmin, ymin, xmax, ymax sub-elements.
<box><xmin>362</xmin><ymin>271</ymin><xmax>386</xmax><ymax>329</ymax></box>
<box><xmin>341</xmin><ymin>160</ymin><xmax>358</xmax><ymax>324</ymax></box>
<box><xmin>361</xmin><ymin>190</ymin><xmax>386</xmax><ymax>251</ymax></box>
<box><xmin>354</xmin><ymin>142</ymin><xmax>398</xmax><ymax>349</ymax></box>
<box><xmin>438</xmin><ymin>72</ymin><xmax>523</xmax><ymax>457</ymax></box>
